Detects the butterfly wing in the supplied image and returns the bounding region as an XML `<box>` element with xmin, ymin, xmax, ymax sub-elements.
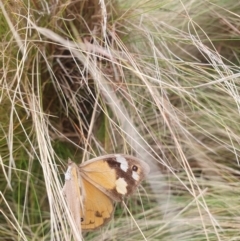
<box><xmin>80</xmin><ymin>154</ymin><xmax>150</xmax><ymax>202</ymax></box>
<box><xmin>63</xmin><ymin>161</ymin><xmax>114</xmax><ymax>231</ymax></box>
<box><xmin>63</xmin><ymin>161</ymin><xmax>83</xmax><ymax>231</ymax></box>
<box><xmin>63</xmin><ymin>154</ymin><xmax>149</xmax><ymax>231</ymax></box>
<box><xmin>80</xmin><ymin>178</ymin><xmax>114</xmax><ymax>230</ymax></box>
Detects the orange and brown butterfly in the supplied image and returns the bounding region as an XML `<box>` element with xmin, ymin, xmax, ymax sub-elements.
<box><xmin>63</xmin><ymin>154</ymin><xmax>150</xmax><ymax>231</ymax></box>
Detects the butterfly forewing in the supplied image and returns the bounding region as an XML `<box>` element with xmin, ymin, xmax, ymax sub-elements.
<box><xmin>80</xmin><ymin>154</ymin><xmax>150</xmax><ymax>201</ymax></box>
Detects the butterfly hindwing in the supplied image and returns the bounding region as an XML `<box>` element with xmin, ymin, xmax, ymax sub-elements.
<box><xmin>80</xmin><ymin>178</ymin><xmax>114</xmax><ymax>230</ymax></box>
<box><xmin>63</xmin><ymin>161</ymin><xmax>114</xmax><ymax>231</ymax></box>
<box><xmin>63</xmin><ymin>162</ymin><xmax>83</xmax><ymax>233</ymax></box>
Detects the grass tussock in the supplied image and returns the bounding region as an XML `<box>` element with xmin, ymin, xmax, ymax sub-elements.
<box><xmin>1</xmin><ymin>0</ymin><xmax>240</xmax><ymax>240</ymax></box>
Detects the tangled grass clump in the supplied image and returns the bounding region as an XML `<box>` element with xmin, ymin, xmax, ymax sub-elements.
<box><xmin>1</xmin><ymin>0</ymin><xmax>240</xmax><ymax>240</ymax></box>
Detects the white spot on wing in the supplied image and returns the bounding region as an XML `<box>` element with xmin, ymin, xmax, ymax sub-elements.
<box><xmin>115</xmin><ymin>155</ymin><xmax>128</xmax><ymax>172</ymax></box>
<box><xmin>132</xmin><ymin>171</ymin><xmax>139</xmax><ymax>181</ymax></box>
<box><xmin>115</xmin><ymin>177</ymin><xmax>128</xmax><ymax>195</ymax></box>
<box><xmin>65</xmin><ymin>166</ymin><xmax>72</xmax><ymax>181</ymax></box>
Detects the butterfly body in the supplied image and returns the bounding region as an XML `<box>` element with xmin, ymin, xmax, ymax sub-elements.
<box><xmin>63</xmin><ymin>154</ymin><xmax>150</xmax><ymax>231</ymax></box>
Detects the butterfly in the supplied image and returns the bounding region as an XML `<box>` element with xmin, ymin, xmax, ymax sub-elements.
<box><xmin>63</xmin><ymin>154</ymin><xmax>150</xmax><ymax>231</ymax></box>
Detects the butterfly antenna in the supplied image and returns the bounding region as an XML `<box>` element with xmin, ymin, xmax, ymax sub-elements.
<box><xmin>122</xmin><ymin>201</ymin><xmax>147</xmax><ymax>241</ymax></box>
